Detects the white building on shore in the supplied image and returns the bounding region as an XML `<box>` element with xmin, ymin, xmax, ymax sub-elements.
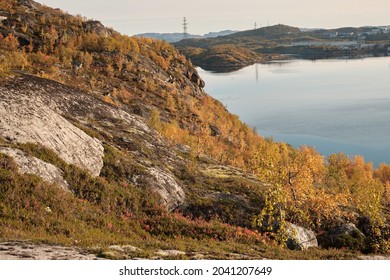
<box><xmin>291</xmin><ymin>41</ymin><xmax>359</xmax><ymax>47</ymax></box>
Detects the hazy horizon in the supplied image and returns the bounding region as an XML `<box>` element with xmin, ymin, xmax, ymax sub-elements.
<box><xmin>37</xmin><ymin>0</ymin><xmax>390</xmax><ymax>36</ymax></box>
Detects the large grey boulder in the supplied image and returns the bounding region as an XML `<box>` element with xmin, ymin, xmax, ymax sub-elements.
<box><xmin>286</xmin><ymin>223</ymin><xmax>318</xmax><ymax>250</ymax></box>
<box><xmin>317</xmin><ymin>223</ymin><xmax>366</xmax><ymax>250</ymax></box>
<box><xmin>0</xmin><ymin>96</ymin><xmax>104</xmax><ymax>177</ymax></box>
<box><xmin>142</xmin><ymin>167</ymin><xmax>185</xmax><ymax>211</ymax></box>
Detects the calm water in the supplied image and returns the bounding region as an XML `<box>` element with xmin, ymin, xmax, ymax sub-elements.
<box><xmin>197</xmin><ymin>57</ymin><xmax>390</xmax><ymax>165</ymax></box>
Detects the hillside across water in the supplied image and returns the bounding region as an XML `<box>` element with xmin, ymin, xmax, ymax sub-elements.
<box><xmin>175</xmin><ymin>24</ymin><xmax>390</xmax><ymax>71</ymax></box>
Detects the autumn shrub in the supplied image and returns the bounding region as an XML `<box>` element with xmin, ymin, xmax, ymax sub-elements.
<box><xmin>161</xmin><ymin>120</ymin><xmax>189</xmax><ymax>147</ymax></box>
<box><xmin>29</xmin><ymin>51</ymin><xmax>59</xmax><ymax>67</ymax></box>
<box><xmin>0</xmin><ymin>33</ymin><xmax>19</xmax><ymax>51</ymax></box>
<box><xmin>0</xmin><ymin>153</ymin><xmax>79</xmax><ymax>239</ymax></box>
<box><xmin>318</xmin><ymin>230</ymin><xmax>366</xmax><ymax>251</ymax></box>
<box><xmin>0</xmin><ymin>147</ymin><xmax>152</xmax><ymax>246</ymax></box>
<box><xmin>147</xmin><ymin>108</ymin><xmax>162</xmax><ymax>130</ymax></box>
<box><xmin>15</xmin><ymin>143</ymin><xmax>66</xmax><ymax>168</ymax></box>
<box><xmin>13</xmin><ymin>143</ymin><xmax>146</xmax><ymax>217</ymax></box>
<box><xmin>101</xmin><ymin>145</ymin><xmax>146</xmax><ymax>181</ymax></box>
<box><xmin>0</xmin><ymin>35</ymin><xmax>29</xmax><ymax>73</ymax></box>
<box><xmin>363</xmin><ymin>222</ymin><xmax>390</xmax><ymax>253</ymax></box>
<box><xmin>102</xmin><ymin>95</ymin><xmax>119</xmax><ymax>106</ymax></box>
<box><xmin>141</xmin><ymin>207</ymin><xmax>267</xmax><ymax>244</ymax></box>
<box><xmin>374</xmin><ymin>163</ymin><xmax>390</xmax><ymax>203</ymax></box>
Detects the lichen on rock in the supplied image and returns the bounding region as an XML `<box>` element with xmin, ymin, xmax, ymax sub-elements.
<box><xmin>146</xmin><ymin>167</ymin><xmax>186</xmax><ymax>211</ymax></box>
<box><xmin>286</xmin><ymin>223</ymin><xmax>318</xmax><ymax>250</ymax></box>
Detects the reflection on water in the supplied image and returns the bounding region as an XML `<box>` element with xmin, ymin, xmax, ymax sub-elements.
<box><xmin>255</xmin><ymin>64</ymin><xmax>258</xmax><ymax>83</ymax></box>
<box><xmin>198</xmin><ymin>57</ymin><xmax>390</xmax><ymax>166</ymax></box>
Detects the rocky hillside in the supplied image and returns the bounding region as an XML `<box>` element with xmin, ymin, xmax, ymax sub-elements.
<box><xmin>0</xmin><ymin>74</ymin><xmax>184</xmax><ymax>209</ymax></box>
<box><xmin>0</xmin><ymin>0</ymin><xmax>389</xmax><ymax>259</ymax></box>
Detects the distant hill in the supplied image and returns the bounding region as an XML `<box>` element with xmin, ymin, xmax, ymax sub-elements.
<box><xmin>175</xmin><ymin>24</ymin><xmax>390</xmax><ymax>71</ymax></box>
<box><xmin>135</xmin><ymin>30</ymin><xmax>237</xmax><ymax>43</ymax></box>
<box><xmin>175</xmin><ymin>24</ymin><xmax>311</xmax><ymax>50</ymax></box>
<box><xmin>134</xmin><ymin>32</ymin><xmax>203</xmax><ymax>43</ymax></box>
<box><xmin>174</xmin><ymin>24</ymin><xmax>309</xmax><ymax>70</ymax></box>
<box><xmin>203</xmin><ymin>30</ymin><xmax>238</xmax><ymax>38</ymax></box>
<box><xmin>226</xmin><ymin>24</ymin><xmax>301</xmax><ymax>39</ymax></box>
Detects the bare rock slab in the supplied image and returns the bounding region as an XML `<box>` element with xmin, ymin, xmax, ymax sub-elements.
<box><xmin>0</xmin><ymin>241</ymin><xmax>100</xmax><ymax>260</ymax></box>
<box><xmin>0</xmin><ymin>96</ymin><xmax>104</xmax><ymax>176</ymax></box>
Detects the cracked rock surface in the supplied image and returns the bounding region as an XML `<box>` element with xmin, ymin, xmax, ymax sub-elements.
<box><xmin>0</xmin><ymin>241</ymin><xmax>101</xmax><ymax>260</ymax></box>
<box><xmin>0</xmin><ymin>84</ymin><xmax>104</xmax><ymax>177</ymax></box>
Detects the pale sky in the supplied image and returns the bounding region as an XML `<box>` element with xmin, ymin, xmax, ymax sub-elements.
<box><xmin>37</xmin><ymin>0</ymin><xmax>390</xmax><ymax>35</ymax></box>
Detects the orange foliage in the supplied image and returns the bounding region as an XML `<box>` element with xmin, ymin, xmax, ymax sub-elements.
<box><xmin>102</xmin><ymin>95</ymin><xmax>119</xmax><ymax>107</ymax></box>
<box><xmin>0</xmin><ymin>33</ymin><xmax>20</xmax><ymax>51</ymax></box>
<box><xmin>374</xmin><ymin>163</ymin><xmax>390</xmax><ymax>202</ymax></box>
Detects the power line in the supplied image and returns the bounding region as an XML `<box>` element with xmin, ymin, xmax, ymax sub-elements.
<box><xmin>183</xmin><ymin>17</ymin><xmax>188</xmax><ymax>39</ymax></box>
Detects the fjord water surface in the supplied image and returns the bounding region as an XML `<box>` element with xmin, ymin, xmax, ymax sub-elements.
<box><xmin>198</xmin><ymin>57</ymin><xmax>390</xmax><ymax>166</ymax></box>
